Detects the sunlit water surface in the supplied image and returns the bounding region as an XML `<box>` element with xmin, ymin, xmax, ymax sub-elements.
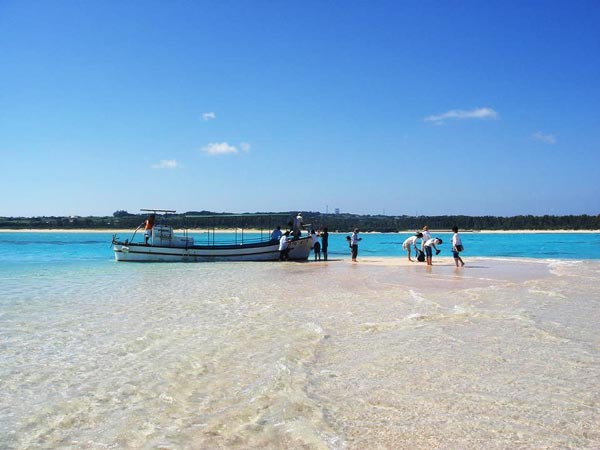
<box><xmin>2</xmin><ymin>255</ymin><xmax>599</xmax><ymax>449</ymax></box>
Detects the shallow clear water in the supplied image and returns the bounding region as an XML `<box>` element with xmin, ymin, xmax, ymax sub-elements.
<box><xmin>1</xmin><ymin>233</ymin><xmax>599</xmax><ymax>449</ymax></box>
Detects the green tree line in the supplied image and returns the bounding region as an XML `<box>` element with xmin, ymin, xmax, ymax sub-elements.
<box><xmin>1</xmin><ymin>211</ymin><xmax>599</xmax><ymax>231</ymax></box>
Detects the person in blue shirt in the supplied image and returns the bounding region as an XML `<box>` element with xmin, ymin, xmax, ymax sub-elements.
<box><xmin>270</xmin><ymin>225</ymin><xmax>282</xmax><ymax>242</ymax></box>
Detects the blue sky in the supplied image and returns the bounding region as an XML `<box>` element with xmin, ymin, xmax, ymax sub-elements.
<box><xmin>1</xmin><ymin>0</ymin><xmax>599</xmax><ymax>217</ymax></box>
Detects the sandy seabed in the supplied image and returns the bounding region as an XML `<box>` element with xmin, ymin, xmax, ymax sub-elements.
<box><xmin>2</xmin><ymin>256</ymin><xmax>599</xmax><ymax>449</ymax></box>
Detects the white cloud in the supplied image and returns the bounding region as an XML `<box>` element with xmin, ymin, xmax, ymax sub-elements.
<box><xmin>532</xmin><ymin>131</ymin><xmax>557</xmax><ymax>144</ymax></box>
<box><xmin>201</xmin><ymin>142</ymin><xmax>238</xmax><ymax>156</ymax></box>
<box><xmin>240</xmin><ymin>142</ymin><xmax>251</xmax><ymax>152</ymax></box>
<box><xmin>151</xmin><ymin>159</ymin><xmax>180</xmax><ymax>169</ymax></box>
<box><xmin>202</xmin><ymin>112</ymin><xmax>216</xmax><ymax>121</ymax></box>
<box><xmin>425</xmin><ymin>107</ymin><xmax>499</xmax><ymax>124</ymax></box>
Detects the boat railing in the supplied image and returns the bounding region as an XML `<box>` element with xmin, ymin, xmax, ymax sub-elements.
<box><xmin>184</xmin><ymin>213</ymin><xmax>296</xmax><ymax>247</ymax></box>
<box><xmin>118</xmin><ymin>211</ymin><xmax>307</xmax><ymax>247</ymax></box>
<box><xmin>114</xmin><ymin>210</ymin><xmax>313</xmax><ymax>249</ymax></box>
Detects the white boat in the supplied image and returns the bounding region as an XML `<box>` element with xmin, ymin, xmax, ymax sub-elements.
<box><xmin>112</xmin><ymin>211</ymin><xmax>312</xmax><ymax>262</ymax></box>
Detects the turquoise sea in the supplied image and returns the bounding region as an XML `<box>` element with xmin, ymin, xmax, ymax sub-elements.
<box><xmin>1</xmin><ymin>231</ymin><xmax>599</xmax><ymax>270</ymax></box>
<box><xmin>2</xmin><ymin>231</ymin><xmax>599</xmax><ymax>449</ymax></box>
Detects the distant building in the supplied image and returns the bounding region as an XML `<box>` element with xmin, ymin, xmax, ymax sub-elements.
<box><xmin>335</xmin><ymin>208</ymin><xmax>340</xmax><ymax>215</ymax></box>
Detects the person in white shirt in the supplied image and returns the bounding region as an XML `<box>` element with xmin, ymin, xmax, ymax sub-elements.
<box><xmin>279</xmin><ymin>231</ymin><xmax>291</xmax><ymax>261</ymax></box>
<box><xmin>423</xmin><ymin>237</ymin><xmax>442</xmax><ymax>266</ymax></box>
<box><xmin>451</xmin><ymin>226</ymin><xmax>465</xmax><ymax>267</ymax></box>
<box><xmin>350</xmin><ymin>228</ymin><xmax>362</xmax><ymax>262</ymax></box>
<box><xmin>402</xmin><ymin>232</ymin><xmax>423</xmax><ymax>262</ymax></box>
<box><xmin>310</xmin><ymin>229</ymin><xmax>321</xmax><ymax>261</ymax></box>
<box><xmin>293</xmin><ymin>213</ymin><xmax>304</xmax><ymax>239</ymax></box>
<box><xmin>421</xmin><ymin>226</ymin><xmax>431</xmax><ymax>251</ymax></box>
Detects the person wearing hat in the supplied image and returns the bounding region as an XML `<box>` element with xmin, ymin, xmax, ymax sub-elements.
<box><xmin>293</xmin><ymin>212</ymin><xmax>304</xmax><ymax>240</ymax></box>
<box><xmin>350</xmin><ymin>228</ymin><xmax>362</xmax><ymax>262</ymax></box>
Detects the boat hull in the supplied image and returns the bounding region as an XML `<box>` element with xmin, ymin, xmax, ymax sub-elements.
<box><xmin>113</xmin><ymin>237</ymin><xmax>312</xmax><ymax>262</ymax></box>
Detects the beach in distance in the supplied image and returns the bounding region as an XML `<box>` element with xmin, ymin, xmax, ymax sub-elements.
<box><xmin>1</xmin><ymin>228</ymin><xmax>600</xmax><ymax>234</ymax></box>
<box><xmin>1</xmin><ymin>232</ymin><xmax>599</xmax><ymax>449</ymax></box>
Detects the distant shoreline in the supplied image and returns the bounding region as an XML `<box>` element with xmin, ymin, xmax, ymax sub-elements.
<box><xmin>0</xmin><ymin>228</ymin><xmax>598</xmax><ymax>234</ymax></box>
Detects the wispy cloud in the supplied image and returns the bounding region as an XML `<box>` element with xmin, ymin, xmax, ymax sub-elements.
<box><xmin>532</xmin><ymin>131</ymin><xmax>557</xmax><ymax>144</ymax></box>
<box><xmin>151</xmin><ymin>159</ymin><xmax>180</xmax><ymax>169</ymax></box>
<box><xmin>202</xmin><ymin>112</ymin><xmax>216</xmax><ymax>121</ymax></box>
<box><xmin>425</xmin><ymin>107</ymin><xmax>499</xmax><ymax>124</ymax></box>
<box><xmin>240</xmin><ymin>142</ymin><xmax>251</xmax><ymax>152</ymax></box>
<box><xmin>201</xmin><ymin>142</ymin><xmax>239</xmax><ymax>156</ymax></box>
